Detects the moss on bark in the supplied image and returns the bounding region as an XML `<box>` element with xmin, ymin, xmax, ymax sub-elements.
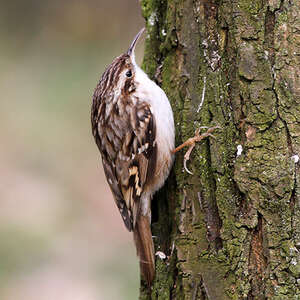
<box><xmin>140</xmin><ymin>0</ymin><xmax>300</xmax><ymax>299</ymax></box>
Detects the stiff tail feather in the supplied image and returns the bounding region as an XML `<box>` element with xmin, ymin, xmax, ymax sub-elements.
<box><xmin>133</xmin><ymin>215</ymin><xmax>155</xmax><ymax>286</ymax></box>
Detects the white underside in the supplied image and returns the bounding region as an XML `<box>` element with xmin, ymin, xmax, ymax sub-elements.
<box><xmin>133</xmin><ymin>64</ymin><xmax>175</xmax><ymax>216</ymax></box>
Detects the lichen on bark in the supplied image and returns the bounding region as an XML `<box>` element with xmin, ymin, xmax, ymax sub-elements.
<box><xmin>140</xmin><ymin>0</ymin><xmax>299</xmax><ymax>299</ymax></box>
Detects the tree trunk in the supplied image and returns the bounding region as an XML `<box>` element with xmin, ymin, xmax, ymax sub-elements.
<box><xmin>139</xmin><ymin>0</ymin><xmax>299</xmax><ymax>299</ymax></box>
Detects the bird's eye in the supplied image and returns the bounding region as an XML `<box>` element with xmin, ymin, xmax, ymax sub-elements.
<box><xmin>126</xmin><ymin>70</ymin><xmax>132</xmax><ymax>77</ymax></box>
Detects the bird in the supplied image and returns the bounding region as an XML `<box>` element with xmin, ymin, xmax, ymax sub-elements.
<box><xmin>91</xmin><ymin>28</ymin><xmax>175</xmax><ymax>286</ymax></box>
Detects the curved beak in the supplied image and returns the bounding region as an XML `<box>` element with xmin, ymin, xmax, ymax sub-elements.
<box><xmin>127</xmin><ymin>28</ymin><xmax>145</xmax><ymax>57</ymax></box>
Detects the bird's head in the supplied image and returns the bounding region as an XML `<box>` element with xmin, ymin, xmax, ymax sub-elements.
<box><xmin>99</xmin><ymin>28</ymin><xmax>145</xmax><ymax>96</ymax></box>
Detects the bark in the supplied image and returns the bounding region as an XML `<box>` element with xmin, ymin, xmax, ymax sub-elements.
<box><xmin>139</xmin><ymin>0</ymin><xmax>300</xmax><ymax>299</ymax></box>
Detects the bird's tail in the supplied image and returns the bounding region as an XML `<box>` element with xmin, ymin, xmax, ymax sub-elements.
<box><xmin>133</xmin><ymin>215</ymin><xmax>155</xmax><ymax>286</ymax></box>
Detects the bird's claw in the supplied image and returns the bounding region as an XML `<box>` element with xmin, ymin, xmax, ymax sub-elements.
<box><xmin>183</xmin><ymin>144</ymin><xmax>195</xmax><ymax>174</ymax></box>
<box><xmin>173</xmin><ymin>126</ymin><xmax>221</xmax><ymax>174</ymax></box>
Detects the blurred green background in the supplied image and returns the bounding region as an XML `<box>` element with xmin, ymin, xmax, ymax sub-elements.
<box><xmin>0</xmin><ymin>1</ymin><xmax>145</xmax><ymax>299</ymax></box>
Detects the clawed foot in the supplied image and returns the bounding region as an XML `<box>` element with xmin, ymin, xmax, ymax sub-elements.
<box><xmin>173</xmin><ymin>126</ymin><xmax>221</xmax><ymax>174</ymax></box>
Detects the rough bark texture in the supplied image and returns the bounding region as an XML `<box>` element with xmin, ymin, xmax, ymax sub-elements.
<box><xmin>139</xmin><ymin>0</ymin><xmax>300</xmax><ymax>299</ymax></box>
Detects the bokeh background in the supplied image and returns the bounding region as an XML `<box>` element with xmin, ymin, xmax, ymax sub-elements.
<box><xmin>0</xmin><ymin>1</ymin><xmax>145</xmax><ymax>299</ymax></box>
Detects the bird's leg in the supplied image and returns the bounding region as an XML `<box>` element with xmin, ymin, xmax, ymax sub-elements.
<box><xmin>173</xmin><ymin>126</ymin><xmax>220</xmax><ymax>174</ymax></box>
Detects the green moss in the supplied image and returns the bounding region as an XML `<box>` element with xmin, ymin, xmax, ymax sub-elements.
<box><xmin>140</xmin><ymin>1</ymin><xmax>153</xmax><ymax>19</ymax></box>
<box><xmin>276</xmin><ymin>11</ymin><xmax>288</xmax><ymax>25</ymax></box>
<box><xmin>238</xmin><ymin>0</ymin><xmax>263</xmax><ymax>15</ymax></box>
<box><xmin>151</xmin><ymin>259</ymin><xmax>174</xmax><ymax>299</ymax></box>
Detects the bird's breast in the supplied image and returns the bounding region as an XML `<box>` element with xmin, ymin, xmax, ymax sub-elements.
<box><xmin>138</xmin><ymin>82</ymin><xmax>175</xmax><ymax>194</ymax></box>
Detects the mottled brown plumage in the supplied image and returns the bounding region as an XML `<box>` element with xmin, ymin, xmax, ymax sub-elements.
<box><xmin>91</xmin><ymin>54</ymin><xmax>159</xmax><ymax>228</ymax></box>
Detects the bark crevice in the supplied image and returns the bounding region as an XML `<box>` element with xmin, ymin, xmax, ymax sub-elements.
<box><xmin>247</xmin><ymin>213</ymin><xmax>268</xmax><ymax>299</ymax></box>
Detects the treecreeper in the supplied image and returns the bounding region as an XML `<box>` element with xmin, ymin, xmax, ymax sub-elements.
<box><xmin>91</xmin><ymin>28</ymin><xmax>219</xmax><ymax>287</ymax></box>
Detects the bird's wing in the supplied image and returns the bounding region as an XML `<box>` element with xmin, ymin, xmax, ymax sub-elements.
<box><xmin>92</xmin><ymin>99</ymin><xmax>156</xmax><ymax>231</ymax></box>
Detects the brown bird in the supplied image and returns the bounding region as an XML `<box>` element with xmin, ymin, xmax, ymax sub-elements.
<box><xmin>91</xmin><ymin>28</ymin><xmax>175</xmax><ymax>286</ymax></box>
